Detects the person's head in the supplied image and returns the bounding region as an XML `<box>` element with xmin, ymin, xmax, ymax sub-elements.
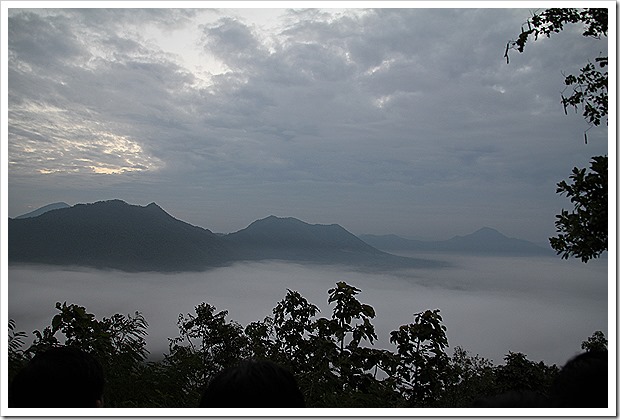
<box><xmin>9</xmin><ymin>346</ymin><xmax>105</xmax><ymax>408</ymax></box>
<box><xmin>199</xmin><ymin>359</ymin><xmax>305</xmax><ymax>408</ymax></box>
<box><xmin>549</xmin><ymin>350</ymin><xmax>608</xmax><ymax>408</ymax></box>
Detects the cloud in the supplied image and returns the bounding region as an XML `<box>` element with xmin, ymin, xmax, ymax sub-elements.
<box><xmin>8</xmin><ymin>254</ymin><xmax>608</xmax><ymax>365</ymax></box>
<box><xmin>6</xmin><ymin>7</ymin><xmax>609</xmax><ymax>241</ymax></box>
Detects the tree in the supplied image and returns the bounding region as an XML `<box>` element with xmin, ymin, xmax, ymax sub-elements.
<box><xmin>550</xmin><ymin>156</ymin><xmax>607</xmax><ymax>262</ymax></box>
<box><xmin>244</xmin><ymin>316</ymin><xmax>276</xmax><ymax>360</ymax></box>
<box><xmin>164</xmin><ymin>302</ymin><xmax>250</xmax><ymax>406</ymax></box>
<box><xmin>506</xmin><ymin>8</ymin><xmax>608</xmax><ymax>262</ymax></box>
<box><xmin>324</xmin><ymin>281</ymin><xmax>385</xmax><ymax>405</ymax></box>
<box><xmin>506</xmin><ymin>8</ymin><xmax>608</xmax><ymax>128</ymax></box>
<box><xmin>327</xmin><ymin>281</ymin><xmax>377</xmax><ymax>354</ymax></box>
<box><xmin>440</xmin><ymin>346</ymin><xmax>496</xmax><ymax>407</ymax></box>
<box><xmin>298</xmin><ymin>282</ymin><xmax>398</xmax><ymax>407</ymax></box>
<box><xmin>581</xmin><ymin>330</ymin><xmax>608</xmax><ymax>352</ymax></box>
<box><xmin>8</xmin><ymin>319</ymin><xmax>28</xmax><ymax>383</ymax></box>
<box><xmin>389</xmin><ymin>309</ymin><xmax>450</xmax><ymax>406</ymax></box>
<box><xmin>272</xmin><ymin>289</ymin><xmax>320</xmax><ymax>370</ymax></box>
<box><xmin>25</xmin><ymin>302</ymin><xmax>150</xmax><ymax>407</ymax></box>
<box><xmin>268</xmin><ymin>282</ymin><xmax>403</xmax><ymax>407</ymax></box>
<box><xmin>493</xmin><ymin>352</ymin><xmax>559</xmax><ymax>397</ymax></box>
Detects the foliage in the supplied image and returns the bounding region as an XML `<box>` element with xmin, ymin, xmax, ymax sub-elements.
<box><xmin>549</xmin><ymin>156</ymin><xmax>608</xmax><ymax>262</ymax></box>
<box><xmin>493</xmin><ymin>352</ymin><xmax>559</xmax><ymax>397</ymax></box>
<box><xmin>321</xmin><ymin>282</ymin><xmax>387</xmax><ymax>405</ymax></box>
<box><xmin>581</xmin><ymin>330</ymin><xmax>607</xmax><ymax>352</ymax></box>
<box><xmin>560</xmin><ymin>58</ymin><xmax>608</xmax><ymax>132</ymax></box>
<box><xmin>390</xmin><ymin>309</ymin><xmax>450</xmax><ymax>406</ymax></box>
<box><xmin>164</xmin><ymin>302</ymin><xmax>250</xmax><ymax>407</ymax></box>
<box><xmin>439</xmin><ymin>346</ymin><xmax>496</xmax><ymax>407</ymax></box>
<box><xmin>272</xmin><ymin>289</ymin><xmax>320</xmax><ymax>370</ymax></box>
<box><xmin>505</xmin><ymin>8</ymin><xmax>608</xmax><ymax>129</ymax></box>
<box><xmin>269</xmin><ymin>282</ymin><xmax>400</xmax><ymax>407</ymax></box>
<box><xmin>7</xmin><ymin>284</ymin><xmax>594</xmax><ymax>408</ymax></box>
<box><xmin>25</xmin><ymin>302</ymin><xmax>150</xmax><ymax>407</ymax></box>
<box><xmin>506</xmin><ymin>8</ymin><xmax>608</xmax><ymax>262</ymax></box>
<box><xmin>551</xmin><ymin>161</ymin><xmax>607</xmax><ymax>262</ymax></box>
<box><xmin>328</xmin><ymin>282</ymin><xmax>378</xmax><ymax>352</ymax></box>
<box><xmin>8</xmin><ymin>319</ymin><xmax>28</xmax><ymax>382</ymax></box>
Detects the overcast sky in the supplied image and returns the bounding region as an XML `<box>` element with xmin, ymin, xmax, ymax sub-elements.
<box><xmin>4</xmin><ymin>3</ymin><xmax>610</xmax><ymax>242</ymax></box>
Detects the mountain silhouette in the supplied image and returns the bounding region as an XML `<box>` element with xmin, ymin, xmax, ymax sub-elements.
<box><xmin>226</xmin><ymin>215</ymin><xmax>379</xmax><ymax>257</ymax></box>
<box><xmin>224</xmin><ymin>215</ymin><xmax>437</xmax><ymax>269</ymax></box>
<box><xmin>360</xmin><ymin>227</ymin><xmax>552</xmax><ymax>256</ymax></box>
<box><xmin>9</xmin><ymin>200</ymin><xmax>232</xmax><ymax>272</ymax></box>
<box><xmin>15</xmin><ymin>202</ymin><xmax>70</xmax><ymax>219</ymax></box>
<box><xmin>8</xmin><ymin>200</ymin><xmax>443</xmax><ymax>272</ymax></box>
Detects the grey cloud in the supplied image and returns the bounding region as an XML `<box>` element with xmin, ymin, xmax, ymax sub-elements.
<box><xmin>7</xmin><ymin>7</ymin><xmax>609</xmax><ymax>243</ymax></box>
<box><xmin>201</xmin><ymin>17</ymin><xmax>267</xmax><ymax>69</ymax></box>
<box><xmin>8</xmin><ymin>12</ymin><xmax>87</xmax><ymax>69</ymax></box>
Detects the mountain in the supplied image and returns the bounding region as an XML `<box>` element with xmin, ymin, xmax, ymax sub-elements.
<box><xmin>226</xmin><ymin>215</ymin><xmax>379</xmax><ymax>258</ymax></box>
<box><xmin>9</xmin><ymin>200</ymin><xmax>232</xmax><ymax>272</ymax></box>
<box><xmin>224</xmin><ymin>215</ymin><xmax>438</xmax><ymax>269</ymax></box>
<box><xmin>360</xmin><ymin>227</ymin><xmax>553</xmax><ymax>256</ymax></box>
<box><xmin>8</xmin><ymin>201</ymin><xmax>443</xmax><ymax>272</ymax></box>
<box><xmin>15</xmin><ymin>202</ymin><xmax>70</xmax><ymax>219</ymax></box>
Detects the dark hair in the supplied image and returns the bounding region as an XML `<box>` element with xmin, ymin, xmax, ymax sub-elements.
<box><xmin>549</xmin><ymin>350</ymin><xmax>608</xmax><ymax>407</ymax></box>
<box><xmin>9</xmin><ymin>346</ymin><xmax>105</xmax><ymax>408</ymax></box>
<box><xmin>199</xmin><ymin>359</ymin><xmax>305</xmax><ymax>408</ymax></box>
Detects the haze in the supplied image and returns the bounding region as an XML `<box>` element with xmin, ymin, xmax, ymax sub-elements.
<box><xmin>9</xmin><ymin>252</ymin><xmax>607</xmax><ymax>367</ymax></box>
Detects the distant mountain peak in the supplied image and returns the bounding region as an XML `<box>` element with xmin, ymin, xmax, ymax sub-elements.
<box><xmin>99</xmin><ymin>199</ymin><xmax>127</xmax><ymax>205</ymax></box>
<box><xmin>456</xmin><ymin>227</ymin><xmax>506</xmax><ymax>239</ymax></box>
<box><xmin>476</xmin><ymin>226</ymin><xmax>501</xmax><ymax>234</ymax></box>
<box><xmin>145</xmin><ymin>202</ymin><xmax>166</xmax><ymax>212</ymax></box>
<box><xmin>361</xmin><ymin>227</ymin><xmax>552</xmax><ymax>256</ymax></box>
<box><xmin>264</xmin><ymin>215</ymin><xmax>298</xmax><ymax>221</ymax></box>
<box><xmin>75</xmin><ymin>199</ymin><xmax>129</xmax><ymax>210</ymax></box>
<box><xmin>15</xmin><ymin>202</ymin><xmax>71</xmax><ymax>219</ymax></box>
<box><xmin>249</xmin><ymin>215</ymin><xmax>308</xmax><ymax>227</ymax></box>
<box><xmin>9</xmin><ymin>199</ymin><xmax>229</xmax><ymax>272</ymax></box>
<box><xmin>9</xmin><ymin>201</ymin><xmax>442</xmax><ymax>272</ymax></box>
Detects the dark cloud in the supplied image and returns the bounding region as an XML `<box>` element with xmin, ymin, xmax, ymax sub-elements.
<box><xmin>8</xmin><ymin>12</ymin><xmax>86</xmax><ymax>69</ymax></box>
<box><xmin>6</xmin><ymin>6</ymin><xmax>609</xmax><ymax>242</ymax></box>
<box><xmin>202</xmin><ymin>17</ymin><xmax>266</xmax><ymax>66</ymax></box>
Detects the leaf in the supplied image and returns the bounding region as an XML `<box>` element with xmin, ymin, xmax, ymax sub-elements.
<box><xmin>52</xmin><ymin>314</ymin><xmax>62</xmax><ymax>330</ymax></box>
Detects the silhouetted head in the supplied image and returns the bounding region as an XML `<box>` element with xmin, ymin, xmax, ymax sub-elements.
<box><xmin>9</xmin><ymin>346</ymin><xmax>105</xmax><ymax>408</ymax></box>
<box><xmin>550</xmin><ymin>350</ymin><xmax>608</xmax><ymax>407</ymax></box>
<box><xmin>199</xmin><ymin>359</ymin><xmax>305</xmax><ymax>408</ymax></box>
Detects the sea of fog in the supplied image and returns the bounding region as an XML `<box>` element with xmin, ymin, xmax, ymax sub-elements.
<box><xmin>8</xmin><ymin>252</ymin><xmax>609</xmax><ymax>367</ymax></box>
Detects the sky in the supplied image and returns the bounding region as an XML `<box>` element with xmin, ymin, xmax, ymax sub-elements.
<box><xmin>2</xmin><ymin>2</ymin><xmax>612</xmax><ymax>243</ymax></box>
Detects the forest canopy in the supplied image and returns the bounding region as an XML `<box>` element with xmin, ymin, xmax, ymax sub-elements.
<box><xmin>8</xmin><ymin>281</ymin><xmax>605</xmax><ymax>408</ymax></box>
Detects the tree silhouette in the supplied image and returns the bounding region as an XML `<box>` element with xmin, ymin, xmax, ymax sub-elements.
<box><xmin>506</xmin><ymin>8</ymin><xmax>608</xmax><ymax>262</ymax></box>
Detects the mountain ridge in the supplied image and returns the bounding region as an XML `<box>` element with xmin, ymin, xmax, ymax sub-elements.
<box><xmin>15</xmin><ymin>202</ymin><xmax>70</xmax><ymax>219</ymax></box>
<box><xmin>9</xmin><ymin>200</ymin><xmax>231</xmax><ymax>272</ymax></box>
<box><xmin>9</xmin><ymin>200</ymin><xmax>443</xmax><ymax>272</ymax></box>
<box><xmin>359</xmin><ymin>227</ymin><xmax>553</xmax><ymax>256</ymax></box>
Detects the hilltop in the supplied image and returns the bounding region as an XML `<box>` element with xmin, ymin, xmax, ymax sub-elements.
<box><xmin>9</xmin><ymin>200</ymin><xmax>231</xmax><ymax>272</ymax></box>
<box><xmin>14</xmin><ymin>202</ymin><xmax>70</xmax><ymax>219</ymax></box>
<box><xmin>360</xmin><ymin>227</ymin><xmax>553</xmax><ymax>256</ymax></box>
<box><xmin>9</xmin><ymin>200</ymin><xmax>442</xmax><ymax>272</ymax></box>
